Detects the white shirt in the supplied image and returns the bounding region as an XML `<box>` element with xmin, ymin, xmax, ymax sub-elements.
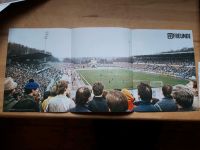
<box><xmin>47</xmin><ymin>95</ymin><xmax>75</xmax><ymax>112</ymax></box>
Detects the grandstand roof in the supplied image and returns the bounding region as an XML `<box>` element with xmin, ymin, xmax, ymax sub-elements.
<box><xmin>9</xmin><ymin>52</ymin><xmax>52</xmax><ymax>61</ymax></box>
<box><xmin>160</xmin><ymin>51</ymin><xmax>194</xmax><ymax>55</ymax></box>
<box><xmin>134</xmin><ymin>51</ymin><xmax>194</xmax><ymax>57</ymax></box>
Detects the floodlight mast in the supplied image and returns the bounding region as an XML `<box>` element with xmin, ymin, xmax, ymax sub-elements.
<box><xmin>44</xmin><ymin>31</ymin><xmax>48</xmax><ymax>53</ymax></box>
<box><xmin>44</xmin><ymin>31</ymin><xmax>48</xmax><ymax>62</ymax></box>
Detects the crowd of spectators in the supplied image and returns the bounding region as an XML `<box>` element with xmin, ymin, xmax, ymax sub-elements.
<box><xmin>3</xmin><ymin>75</ymin><xmax>198</xmax><ymax>112</ymax></box>
<box><xmin>131</xmin><ymin>54</ymin><xmax>195</xmax><ymax>79</ymax></box>
<box><xmin>81</xmin><ymin>55</ymin><xmax>195</xmax><ymax>80</ymax></box>
<box><xmin>5</xmin><ymin>62</ymin><xmax>73</xmax><ymax>98</ymax></box>
<box><xmin>132</xmin><ymin>63</ymin><xmax>195</xmax><ymax>79</ymax></box>
<box><xmin>3</xmin><ymin>52</ymin><xmax>197</xmax><ymax>112</ymax></box>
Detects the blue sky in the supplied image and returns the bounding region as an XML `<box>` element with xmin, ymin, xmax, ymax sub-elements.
<box><xmin>9</xmin><ymin>28</ymin><xmax>71</xmax><ymax>59</ymax></box>
<box><xmin>132</xmin><ymin>29</ymin><xmax>194</xmax><ymax>56</ymax></box>
<box><xmin>71</xmin><ymin>27</ymin><xmax>131</xmax><ymax>57</ymax></box>
<box><xmin>8</xmin><ymin>28</ymin><xmax>194</xmax><ymax>59</ymax></box>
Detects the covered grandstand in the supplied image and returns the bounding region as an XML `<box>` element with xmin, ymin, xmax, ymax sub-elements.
<box><xmin>7</xmin><ymin>43</ymin><xmax>52</xmax><ymax>63</ymax></box>
<box><xmin>132</xmin><ymin>49</ymin><xmax>194</xmax><ymax>66</ymax></box>
<box><xmin>132</xmin><ymin>49</ymin><xmax>195</xmax><ymax>80</ymax></box>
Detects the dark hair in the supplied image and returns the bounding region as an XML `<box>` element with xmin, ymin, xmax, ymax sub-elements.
<box><xmin>162</xmin><ymin>84</ymin><xmax>173</xmax><ymax>98</ymax></box>
<box><xmin>106</xmin><ymin>90</ymin><xmax>128</xmax><ymax>112</ymax></box>
<box><xmin>92</xmin><ymin>82</ymin><xmax>104</xmax><ymax>96</ymax></box>
<box><xmin>193</xmin><ymin>80</ymin><xmax>197</xmax><ymax>89</ymax></box>
<box><xmin>75</xmin><ymin>87</ymin><xmax>91</xmax><ymax>105</ymax></box>
<box><xmin>43</xmin><ymin>91</ymin><xmax>50</xmax><ymax>100</ymax></box>
<box><xmin>24</xmin><ymin>89</ymin><xmax>33</xmax><ymax>95</ymax></box>
<box><xmin>137</xmin><ymin>82</ymin><xmax>152</xmax><ymax>102</ymax></box>
<box><xmin>4</xmin><ymin>89</ymin><xmax>13</xmax><ymax>95</ymax></box>
<box><xmin>29</xmin><ymin>79</ymin><xmax>34</xmax><ymax>82</ymax></box>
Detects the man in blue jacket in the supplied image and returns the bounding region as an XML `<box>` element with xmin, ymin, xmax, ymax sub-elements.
<box><xmin>134</xmin><ymin>82</ymin><xmax>159</xmax><ymax>112</ymax></box>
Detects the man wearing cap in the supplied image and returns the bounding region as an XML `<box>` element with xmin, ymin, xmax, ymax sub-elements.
<box><xmin>3</xmin><ymin>77</ymin><xmax>18</xmax><ymax>111</ymax></box>
<box><xmin>12</xmin><ymin>79</ymin><xmax>40</xmax><ymax>112</ymax></box>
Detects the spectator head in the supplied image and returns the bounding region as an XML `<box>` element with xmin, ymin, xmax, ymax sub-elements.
<box><xmin>173</xmin><ymin>86</ymin><xmax>194</xmax><ymax>109</ymax></box>
<box><xmin>193</xmin><ymin>80</ymin><xmax>197</xmax><ymax>89</ymax></box>
<box><xmin>186</xmin><ymin>80</ymin><xmax>198</xmax><ymax>96</ymax></box>
<box><xmin>106</xmin><ymin>90</ymin><xmax>128</xmax><ymax>112</ymax></box>
<box><xmin>50</xmin><ymin>85</ymin><xmax>57</xmax><ymax>96</ymax></box>
<box><xmin>162</xmin><ymin>84</ymin><xmax>173</xmax><ymax>98</ymax></box>
<box><xmin>4</xmin><ymin>77</ymin><xmax>17</xmax><ymax>92</ymax></box>
<box><xmin>121</xmin><ymin>88</ymin><xmax>135</xmax><ymax>111</ymax></box>
<box><xmin>121</xmin><ymin>88</ymin><xmax>135</xmax><ymax>102</ymax></box>
<box><xmin>56</xmin><ymin>80</ymin><xmax>69</xmax><ymax>95</ymax></box>
<box><xmin>173</xmin><ymin>84</ymin><xmax>186</xmax><ymax>90</ymax></box>
<box><xmin>43</xmin><ymin>86</ymin><xmax>57</xmax><ymax>101</ymax></box>
<box><xmin>24</xmin><ymin>79</ymin><xmax>39</xmax><ymax>95</ymax></box>
<box><xmin>92</xmin><ymin>82</ymin><xmax>104</xmax><ymax>96</ymax></box>
<box><xmin>75</xmin><ymin>87</ymin><xmax>91</xmax><ymax>105</ymax></box>
<box><xmin>43</xmin><ymin>91</ymin><xmax>50</xmax><ymax>100</ymax></box>
<box><xmin>137</xmin><ymin>82</ymin><xmax>152</xmax><ymax>102</ymax></box>
<box><xmin>102</xmin><ymin>90</ymin><xmax>108</xmax><ymax>99</ymax></box>
<box><xmin>192</xmin><ymin>80</ymin><xmax>198</xmax><ymax>96</ymax></box>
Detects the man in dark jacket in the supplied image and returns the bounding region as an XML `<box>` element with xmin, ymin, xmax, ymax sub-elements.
<box><xmin>134</xmin><ymin>82</ymin><xmax>159</xmax><ymax>112</ymax></box>
<box><xmin>88</xmin><ymin>82</ymin><xmax>109</xmax><ymax>112</ymax></box>
<box><xmin>154</xmin><ymin>84</ymin><xmax>178</xmax><ymax>112</ymax></box>
<box><xmin>12</xmin><ymin>79</ymin><xmax>40</xmax><ymax>112</ymax></box>
<box><xmin>3</xmin><ymin>77</ymin><xmax>18</xmax><ymax>111</ymax></box>
<box><xmin>70</xmin><ymin>87</ymin><xmax>91</xmax><ymax>112</ymax></box>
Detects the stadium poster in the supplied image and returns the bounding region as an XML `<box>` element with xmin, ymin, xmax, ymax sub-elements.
<box><xmin>3</xmin><ymin>28</ymin><xmax>198</xmax><ymax>112</ymax></box>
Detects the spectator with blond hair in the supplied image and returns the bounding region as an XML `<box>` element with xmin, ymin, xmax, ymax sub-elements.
<box><xmin>47</xmin><ymin>80</ymin><xmax>75</xmax><ymax>112</ymax></box>
<box><xmin>42</xmin><ymin>86</ymin><xmax>57</xmax><ymax>112</ymax></box>
<box><xmin>121</xmin><ymin>88</ymin><xmax>135</xmax><ymax>111</ymax></box>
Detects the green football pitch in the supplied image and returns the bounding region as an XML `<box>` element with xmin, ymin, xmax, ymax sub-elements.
<box><xmin>77</xmin><ymin>68</ymin><xmax>189</xmax><ymax>90</ymax></box>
